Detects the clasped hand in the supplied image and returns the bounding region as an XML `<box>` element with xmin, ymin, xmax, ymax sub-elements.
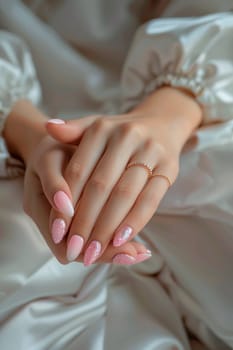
<box><xmin>24</xmin><ymin>111</ymin><xmax>179</xmax><ymax>266</ymax></box>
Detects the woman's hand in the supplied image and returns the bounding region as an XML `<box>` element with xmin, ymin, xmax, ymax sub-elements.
<box><xmin>3</xmin><ymin>99</ymin><xmax>151</xmax><ymax>266</ymax></box>
<box><xmin>46</xmin><ymin>87</ymin><xmax>202</xmax><ymax>266</ymax></box>
<box><xmin>23</xmin><ymin>134</ymin><xmax>151</xmax><ymax>265</ymax></box>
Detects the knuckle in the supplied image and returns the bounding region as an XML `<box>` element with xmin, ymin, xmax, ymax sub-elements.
<box><xmin>88</xmin><ymin>177</ymin><xmax>108</xmax><ymax>194</ymax></box>
<box><xmin>114</xmin><ymin>182</ymin><xmax>134</xmax><ymax>198</ymax></box>
<box><xmin>118</xmin><ymin>122</ymin><xmax>143</xmax><ymax>140</ymax></box>
<box><xmin>91</xmin><ymin>118</ymin><xmax>109</xmax><ymax>134</ymax></box>
<box><xmin>66</xmin><ymin>160</ymin><xmax>85</xmax><ymax>181</ymax></box>
<box><xmin>143</xmin><ymin>138</ymin><xmax>158</xmax><ymax>153</ymax></box>
<box><xmin>154</xmin><ymin>143</ymin><xmax>166</xmax><ymax>158</ymax></box>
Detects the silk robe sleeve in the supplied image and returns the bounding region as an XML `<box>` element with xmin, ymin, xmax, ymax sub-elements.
<box><xmin>0</xmin><ymin>31</ymin><xmax>41</xmax><ymax>178</ymax></box>
<box><xmin>121</xmin><ymin>12</ymin><xmax>233</xmax><ymax>125</ymax></box>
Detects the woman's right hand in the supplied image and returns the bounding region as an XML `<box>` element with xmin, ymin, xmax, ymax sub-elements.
<box><xmin>23</xmin><ymin>134</ymin><xmax>150</xmax><ymax>265</ymax></box>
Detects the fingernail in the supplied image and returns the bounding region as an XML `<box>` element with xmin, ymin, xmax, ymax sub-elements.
<box><xmin>84</xmin><ymin>240</ymin><xmax>102</xmax><ymax>266</ymax></box>
<box><xmin>53</xmin><ymin>191</ymin><xmax>74</xmax><ymax>217</ymax></box>
<box><xmin>113</xmin><ymin>226</ymin><xmax>133</xmax><ymax>247</ymax></box>
<box><xmin>66</xmin><ymin>235</ymin><xmax>84</xmax><ymax>262</ymax></box>
<box><xmin>47</xmin><ymin>118</ymin><xmax>65</xmax><ymax>124</ymax></box>
<box><xmin>112</xmin><ymin>254</ymin><xmax>136</xmax><ymax>265</ymax></box>
<box><xmin>51</xmin><ymin>218</ymin><xmax>66</xmax><ymax>244</ymax></box>
<box><xmin>135</xmin><ymin>251</ymin><xmax>152</xmax><ymax>263</ymax></box>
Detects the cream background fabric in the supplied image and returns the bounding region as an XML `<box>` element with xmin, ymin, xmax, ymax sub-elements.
<box><xmin>0</xmin><ymin>1</ymin><xmax>233</xmax><ymax>349</ymax></box>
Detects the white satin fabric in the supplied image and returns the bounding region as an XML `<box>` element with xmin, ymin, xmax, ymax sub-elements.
<box><xmin>0</xmin><ymin>1</ymin><xmax>233</xmax><ymax>349</ymax></box>
<box><xmin>121</xmin><ymin>12</ymin><xmax>233</xmax><ymax>124</ymax></box>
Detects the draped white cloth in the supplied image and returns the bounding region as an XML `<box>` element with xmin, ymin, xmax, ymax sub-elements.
<box><xmin>0</xmin><ymin>1</ymin><xmax>233</xmax><ymax>349</ymax></box>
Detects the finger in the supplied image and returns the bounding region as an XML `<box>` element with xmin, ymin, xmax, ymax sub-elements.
<box><xmin>112</xmin><ymin>162</ymin><xmax>176</xmax><ymax>247</ymax></box>
<box><xmin>23</xmin><ymin>170</ymin><xmax>68</xmax><ymax>264</ymax></box>
<box><xmin>34</xmin><ymin>141</ymin><xmax>76</xmax><ymax>244</ymax></box>
<box><xmin>35</xmin><ymin>141</ymin><xmax>74</xmax><ymax>212</ymax></box>
<box><xmin>76</xmin><ymin>241</ymin><xmax>152</xmax><ymax>265</ymax></box>
<box><xmin>66</xmin><ymin>123</ymin><xmax>143</xmax><ymax>264</ymax></box>
<box><xmin>63</xmin><ymin>118</ymin><xmax>112</xmax><ymax>203</ymax></box>
<box><xmin>46</xmin><ymin>117</ymin><xmax>136</xmax><ymax>211</ymax></box>
<box><xmin>48</xmin><ymin>119</ymin><xmax>112</xmax><ymax>249</ymax></box>
<box><xmin>48</xmin><ymin>117</ymin><xmax>118</xmax><ymax>252</ymax></box>
<box><xmin>46</xmin><ymin>115</ymin><xmax>101</xmax><ymax>143</ymax></box>
<box><xmin>24</xmin><ymin>164</ymin><xmax>151</xmax><ymax>265</ymax></box>
<box><xmin>81</xmin><ymin>141</ymin><xmax>163</xmax><ymax>265</ymax></box>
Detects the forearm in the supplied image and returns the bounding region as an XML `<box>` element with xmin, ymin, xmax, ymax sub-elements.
<box><xmin>3</xmin><ymin>87</ymin><xmax>201</xmax><ymax>166</ymax></box>
<box><xmin>130</xmin><ymin>86</ymin><xmax>202</xmax><ymax>154</ymax></box>
<box><xmin>3</xmin><ymin>99</ymin><xmax>48</xmax><ymax>165</ymax></box>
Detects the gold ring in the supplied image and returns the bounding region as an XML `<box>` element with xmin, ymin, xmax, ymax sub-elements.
<box><xmin>126</xmin><ymin>162</ymin><xmax>153</xmax><ymax>178</ymax></box>
<box><xmin>151</xmin><ymin>173</ymin><xmax>172</xmax><ymax>187</ymax></box>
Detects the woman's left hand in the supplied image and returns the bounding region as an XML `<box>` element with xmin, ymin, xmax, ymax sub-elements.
<box><xmin>47</xmin><ymin>87</ymin><xmax>202</xmax><ymax>266</ymax></box>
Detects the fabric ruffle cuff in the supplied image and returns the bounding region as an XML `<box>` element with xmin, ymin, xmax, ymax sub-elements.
<box><xmin>121</xmin><ymin>13</ymin><xmax>233</xmax><ymax>125</ymax></box>
<box><xmin>0</xmin><ymin>31</ymin><xmax>41</xmax><ymax>178</ymax></box>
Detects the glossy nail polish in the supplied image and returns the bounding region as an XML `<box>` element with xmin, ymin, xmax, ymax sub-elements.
<box><xmin>113</xmin><ymin>226</ymin><xmax>133</xmax><ymax>247</ymax></box>
<box><xmin>135</xmin><ymin>251</ymin><xmax>152</xmax><ymax>263</ymax></box>
<box><xmin>112</xmin><ymin>254</ymin><xmax>136</xmax><ymax>265</ymax></box>
<box><xmin>84</xmin><ymin>241</ymin><xmax>102</xmax><ymax>266</ymax></box>
<box><xmin>47</xmin><ymin>119</ymin><xmax>65</xmax><ymax>124</ymax></box>
<box><xmin>51</xmin><ymin>218</ymin><xmax>66</xmax><ymax>244</ymax></box>
<box><xmin>53</xmin><ymin>191</ymin><xmax>74</xmax><ymax>217</ymax></box>
<box><xmin>66</xmin><ymin>235</ymin><xmax>84</xmax><ymax>262</ymax></box>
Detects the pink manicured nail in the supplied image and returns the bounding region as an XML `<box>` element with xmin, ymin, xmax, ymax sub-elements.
<box><xmin>51</xmin><ymin>218</ymin><xmax>66</xmax><ymax>244</ymax></box>
<box><xmin>112</xmin><ymin>254</ymin><xmax>136</xmax><ymax>265</ymax></box>
<box><xmin>113</xmin><ymin>226</ymin><xmax>133</xmax><ymax>247</ymax></box>
<box><xmin>47</xmin><ymin>118</ymin><xmax>65</xmax><ymax>124</ymax></box>
<box><xmin>84</xmin><ymin>240</ymin><xmax>102</xmax><ymax>266</ymax></box>
<box><xmin>66</xmin><ymin>235</ymin><xmax>84</xmax><ymax>262</ymax></box>
<box><xmin>135</xmin><ymin>251</ymin><xmax>152</xmax><ymax>263</ymax></box>
<box><xmin>53</xmin><ymin>191</ymin><xmax>74</xmax><ymax>217</ymax></box>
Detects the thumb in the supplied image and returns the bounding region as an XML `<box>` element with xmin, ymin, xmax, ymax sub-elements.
<box><xmin>46</xmin><ymin>115</ymin><xmax>100</xmax><ymax>143</ymax></box>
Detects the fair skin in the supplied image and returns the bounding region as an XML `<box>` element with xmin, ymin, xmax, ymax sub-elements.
<box><xmin>4</xmin><ymin>86</ymin><xmax>202</xmax><ymax>265</ymax></box>
<box><xmin>4</xmin><ymin>101</ymin><xmax>149</xmax><ymax>264</ymax></box>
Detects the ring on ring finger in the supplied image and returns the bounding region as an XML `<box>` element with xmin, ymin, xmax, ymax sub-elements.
<box><xmin>126</xmin><ymin>162</ymin><xmax>153</xmax><ymax>179</ymax></box>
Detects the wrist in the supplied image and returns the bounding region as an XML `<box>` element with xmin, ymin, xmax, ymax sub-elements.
<box><xmin>130</xmin><ymin>86</ymin><xmax>202</xmax><ymax>153</ymax></box>
<box><xmin>3</xmin><ymin>99</ymin><xmax>48</xmax><ymax>165</ymax></box>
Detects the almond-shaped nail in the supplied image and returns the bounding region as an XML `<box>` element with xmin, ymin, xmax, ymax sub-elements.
<box><xmin>112</xmin><ymin>254</ymin><xmax>136</xmax><ymax>265</ymax></box>
<box><xmin>113</xmin><ymin>226</ymin><xmax>133</xmax><ymax>247</ymax></box>
<box><xmin>47</xmin><ymin>118</ymin><xmax>65</xmax><ymax>124</ymax></box>
<box><xmin>51</xmin><ymin>218</ymin><xmax>66</xmax><ymax>244</ymax></box>
<box><xmin>66</xmin><ymin>235</ymin><xmax>84</xmax><ymax>262</ymax></box>
<box><xmin>135</xmin><ymin>252</ymin><xmax>152</xmax><ymax>263</ymax></box>
<box><xmin>53</xmin><ymin>191</ymin><xmax>74</xmax><ymax>217</ymax></box>
<box><xmin>83</xmin><ymin>240</ymin><xmax>102</xmax><ymax>266</ymax></box>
